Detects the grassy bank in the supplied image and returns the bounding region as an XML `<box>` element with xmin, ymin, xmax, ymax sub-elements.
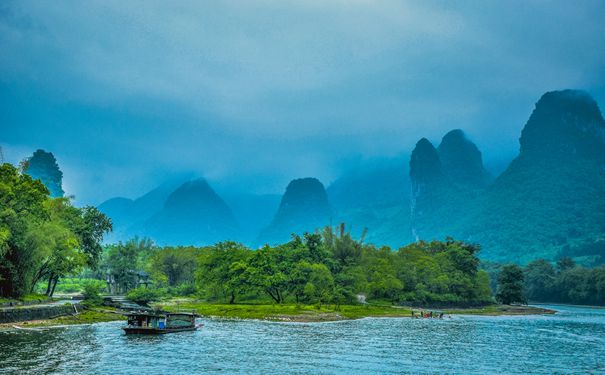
<box><xmin>0</xmin><ymin>293</ymin><xmax>56</xmax><ymax>305</ymax></box>
<box><xmin>0</xmin><ymin>307</ymin><xmax>126</xmax><ymax>329</ymax></box>
<box><xmin>443</xmin><ymin>304</ymin><xmax>557</xmax><ymax>316</ymax></box>
<box><xmin>156</xmin><ymin>299</ymin><xmax>556</xmax><ymax>322</ymax></box>
<box><xmin>157</xmin><ymin>301</ymin><xmax>413</xmax><ymax>322</ymax></box>
<box><xmin>1</xmin><ymin>301</ymin><xmax>556</xmax><ymax>329</ymax></box>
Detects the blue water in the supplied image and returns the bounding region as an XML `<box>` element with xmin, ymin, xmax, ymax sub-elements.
<box><xmin>1</xmin><ymin>305</ymin><xmax>604</xmax><ymax>374</ymax></box>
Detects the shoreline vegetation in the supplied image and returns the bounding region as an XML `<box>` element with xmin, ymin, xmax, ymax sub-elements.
<box><xmin>0</xmin><ymin>301</ymin><xmax>556</xmax><ymax>329</ymax></box>
<box><xmin>0</xmin><ymin>163</ymin><xmax>588</xmax><ymax>331</ymax></box>
<box><xmin>159</xmin><ymin>300</ymin><xmax>557</xmax><ymax>322</ymax></box>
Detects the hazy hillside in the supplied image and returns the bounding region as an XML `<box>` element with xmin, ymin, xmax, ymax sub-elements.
<box><xmin>402</xmin><ymin>90</ymin><xmax>605</xmax><ymax>264</ymax></box>
<box><xmin>257</xmin><ymin>178</ymin><xmax>332</xmax><ymax>245</ymax></box>
<box><xmin>468</xmin><ymin>90</ymin><xmax>605</xmax><ymax>263</ymax></box>
<box><xmin>22</xmin><ymin>149</ymin><xmax>64</xmax><ymax>197</ymax></box>
<box><xmin>98</xmin><ymin>180</ymin><xmax>184</xmax><ymax>243</ymax></box>
<box><xmin>222</xmin><ymin>192</ymin><xmax>281</xmax><ymax>245</ymax></box>
<box><xmin>325</xmin><ymin>156</ymin><xmax>410</xmax><ymax>244</ymax></box>
<box><xmin>92</xmin><ymin>90</ymin><xmax>605</xmax><ymax>264</ymax></box>
<box><xmin>144</xmin><ymin>178</ymin><xmax>239</xmax><ymax>246</ymax></box>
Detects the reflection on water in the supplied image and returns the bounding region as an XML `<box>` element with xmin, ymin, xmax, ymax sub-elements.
<box><xmin>1</xmin><ymin>305</ymin><xmax>604</xmax><ymax>374</ymax></box>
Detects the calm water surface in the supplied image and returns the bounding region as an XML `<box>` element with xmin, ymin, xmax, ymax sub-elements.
<box><xmin>1</xmin><ymin>305</ymin><xmax>604</xmax><ymax>374</ymax></box>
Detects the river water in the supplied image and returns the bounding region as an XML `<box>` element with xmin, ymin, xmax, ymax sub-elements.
<box><xmin>1</xmin><ymin>305</ymin><xmax>604</xmax><ymax>374</ymax></box>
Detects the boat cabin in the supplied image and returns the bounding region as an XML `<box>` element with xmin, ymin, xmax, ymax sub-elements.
<box><xmin>123</xmin><ymin>311</ymin><xmax>198</xmax><ymax>334</ymax></box>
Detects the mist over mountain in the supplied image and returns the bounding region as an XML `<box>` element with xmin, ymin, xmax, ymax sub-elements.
<box><xmin>257</xmin><ymin>178</ymin><xmax>332</xmax><ymax>245</ymax></box>
<box><xmin>98</xmin><ymin>180</ymin><xmax>185</xmax><ymax>243</ymax></box>
<box><xmin>77</xmin><ymin>89</ymin><xmax>605</xmax><ymax>264</ymax></box>
<box><xmin>326</xmin><ymin>156</ymin><xmax>410</xmax><ymax>242</ymax></box>
<box><xmin>144</xmin><ymin>179</ymin><xmax>239</xmax><ymax>246</ymax></box>
<box><xmin>22</xmin><ymin>149</ymin><xmax>64</xmax><ymax>197</ymax></box>
<box><xmin>327</xmin><ymin>155</ymin><xmax>410</xmax><ymax>211</ymax></box>
<box><xmin>222</xmin><ymin>192</ymin><xmax>281</xmax><ymax>245</ymax></box>
<box><xmin>438</xmin><ymin>129</ymin><xmax>491</xmax><ymax>188</ymax></box>
<box><xmin>401</xmin><ymin>90</ymin><xmax>605</xmax><ymax>264</ymax></box>
<box><xmin>470</xmin><ymin>90</ymin><xmax>605</xmax><ymax>263</ymax></box>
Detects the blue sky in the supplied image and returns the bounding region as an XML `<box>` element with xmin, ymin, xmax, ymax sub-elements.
<box><xmin>1</xmin><ymin>1</ymin><xmax>605</xmax><ymax>204</ymax></box>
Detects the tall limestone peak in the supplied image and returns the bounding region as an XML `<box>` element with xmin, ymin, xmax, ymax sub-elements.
<box><xmin>258</xmin><ymin>177</ymin><xmax>331</xmax><ymax>245</ymax></box>
<box><xmin>471</xmin><ymin>90</ymin><xmax>605</xmax><ymax>262</ymax></box>
<box><xmin>409</xmin><ymin>138</ymin><xmax>446</xmax><ymax>241</ymax></box>
<box><xmin>410</xmin><ymin>138</ymin><xmax>443</xmax><ymax>194</ymax></box>
<box><xmin>437</xmin><ymin>129</ymin><xmax>490</xmax><ymax>188</ymax></box>
<box><xmin>519</xmin><ymin>89</ymin><xmax>605</xmax><ymax>160</ymax></box>
<box><xmin>23</xmin><ymin>149</ymin><xmax>64</xmax><ymax>197</ymax></box>
<box><xmin>162</xmin><ymin>179</ymin><xmax>230</xmax><ymax>213</ymax></box>
<box><xmin>145</xmin><ymin>178</ymin><xmax>238</xmax><ymax>246</ymax></box>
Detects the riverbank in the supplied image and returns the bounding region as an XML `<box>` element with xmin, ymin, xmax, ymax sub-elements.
<box><xmin>157</xmin><ymin>300</ymin><xmax>556</xmax><ymax>322</ymax></box>
<box><xmin>0</xmin><ymin>307</ymin><xmax>125</xmax><ymax>329</ymax></box>
<box><xmin>0</xmin><ymin>301</ymin><xmax>556</xmax><ymax>328</ymax></box>
<box><xmin>443</xmin><ymin>304</ymin><xmax>557</xmax><ymax>316</ymax></box>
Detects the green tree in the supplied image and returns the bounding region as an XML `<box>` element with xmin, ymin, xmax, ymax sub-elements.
<box><xmin>246</xmin><ymin>245</ymin><xmax>290</xmax><ymax>303</ymax></box>
<box><xmin>196</xmin><ymin>242</ymin><xmax>252</xmax><ymax>303</ymax></box>
<box><xmin>323</xmin><ymin>224</ymin><xmax>363</xmax><ymax>270</ymax></box>
<box><xmin>303</xmin><ymin>263</ymin><xmax>335</xmax><ymax>307</ymax></box>
<box><xmin>0</xmin><ymin>164</ymin><xmax>49</xmax><ymax>297</ymax></box>
<box><xmin>524</xmin><ymin>259</ymin><xmax>556</xmax><ymax>301</ymax></box>
<box><xmin>149</xmin><ymin>246</ymin><xmax>198</xmax><ymax>287</ymax></box>
<box><xmin>104</xmin><ymin>238</ymin><xmax>154</xmax><ymax>293</ymax></box>
<box><xmin>496</xmin><ymin>264</ymin><xmax>527</xmax><ymax>305</ymax></box>
<box><xmin>556</xmin><ymin>257</ymin><xmax>576</xmax><ymax>273</ymax></box>
<box><xmin>37</xmin><ymin>198</ymin><xmax>112</xmax><ymax>296</ymax></box>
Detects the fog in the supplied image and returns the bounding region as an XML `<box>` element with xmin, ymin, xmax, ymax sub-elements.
<box><xmin>2</xmin><ymin>1</ymin><xmax>604</xmax><ymax>204</ymax></box>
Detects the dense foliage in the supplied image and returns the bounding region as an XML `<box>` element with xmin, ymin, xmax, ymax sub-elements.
<box><xmin>495</xmin><ymin>264</ymin><xmax>527</xmax><ymax>305</ymax></box>
<box><xmin>406</xmin><ymin>91</ymin><xmax>605</xmax><ymax>264</ymax></box>
<box><xmin>98</xmin><ymin>227</ymin><xmax>492</xmax><ymax>307</ymax></box>
<box><xmin>485</xmin><ymin>258</ymin><xmax>605</xmax><ymax>306</ymax></box>
<box><xmin>0</xmin><ymin>163</ymin><xmax>112</xmax><ymax>298</ymax></box>
<box><xmin>524</xmin><ymin>258</ymin><xmax>605</xmax><ymax>305</ymax></box>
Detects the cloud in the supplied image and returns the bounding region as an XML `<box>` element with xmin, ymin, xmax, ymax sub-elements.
<box><xmin>1</xmin><ymin>1</ymin><xmax>604</xmax><ymax>204</ymax></box>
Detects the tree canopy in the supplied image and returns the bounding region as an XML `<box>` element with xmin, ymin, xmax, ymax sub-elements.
<box><xmin>0</xmin><ymin>163</ymin><xmax>112</xmax><ymax>298</ymax></box>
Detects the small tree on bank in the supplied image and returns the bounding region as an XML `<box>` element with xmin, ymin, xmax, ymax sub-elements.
<box><xmin>496</xmin><ymin>264</ymin><xmax>527</xmax><ymax>305</ymax></box>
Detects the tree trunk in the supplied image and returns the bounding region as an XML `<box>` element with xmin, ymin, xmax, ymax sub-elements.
<box><xmin>49</xmin><ymin>276</ymin><xmax>59</xmax><ymax>297</ymax></box>
<box><xmin>229</xmin><ymin>291</ymin><xmax>236</xmax><ymax>304</ymax></box>
<box><xmin>266</xmin><ymin>289</ymin><xmax>280</xmax><ymax>303</ymax></box>
<box><xmin>45</xmin><ymin>274</ymin><xmax>55</xmax><ymax>296</ymax></box>
<box><xmin>31</xmin><ymin>262</ymin><xmax>50</xmax><ymax>293</ymax></box>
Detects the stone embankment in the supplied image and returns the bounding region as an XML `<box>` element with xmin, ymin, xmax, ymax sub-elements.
<box><xmin>0</xmin><ymin>302</ymin><xmax>81</xmax><ymax>323</ymax></box>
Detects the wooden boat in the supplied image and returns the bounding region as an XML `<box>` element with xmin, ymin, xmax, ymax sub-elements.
<box><xmin>123</xmin><ymin>311</ymin><xmax>201</xmax><ymax>334</ymax></box>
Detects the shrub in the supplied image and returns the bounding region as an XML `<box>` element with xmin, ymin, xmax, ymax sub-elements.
<box><xmin>168</xmin><ymin>284</ymin><xmax>197</xmax><ymax>297</ymax></box>
<box><xmin>82</xmin><ymin>284</ymin><xmax>103</xmax><ymax>306</ymax></box>
<box><xmin>126</xmin><ymin>287</ymin><xmax>165</xmax><ymax>305</ymax></box>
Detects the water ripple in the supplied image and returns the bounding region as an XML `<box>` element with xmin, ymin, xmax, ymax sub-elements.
<box><xmin>1</xmin><ymin>305</ymin><xmax>604</xmax><ymax>374</ymax></box>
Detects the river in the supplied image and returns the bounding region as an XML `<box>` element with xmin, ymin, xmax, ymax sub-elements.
<box><xmin>1</xmin><ymin>305</ymin><xmax>604</xmax><ymax>374</ymax></box>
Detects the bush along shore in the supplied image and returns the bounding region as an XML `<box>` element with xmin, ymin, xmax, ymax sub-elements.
<box><xmin>0</xmin><ymin>306</ymin><xmax>125</xmax><ymax>329</ymax></box>
<box><xmin>156</xmin><ymin>300</ymin><xmax>555</xmax><ymax>323</ymax></box>
<box><xmin>0</xmin><ymin>164</ymin><xmax>562</xmax><ymax>327</ymax></box>
<box><xmin>0</xmin><ymin>299</ymin><xmax>555</xmax><ymax>329</ymax></box>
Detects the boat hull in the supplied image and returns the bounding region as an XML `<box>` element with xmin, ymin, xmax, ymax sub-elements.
<box><xmin>122</xmin><ymin>326</ymin><xmax>198</xmax><ymax>334</ymax></box>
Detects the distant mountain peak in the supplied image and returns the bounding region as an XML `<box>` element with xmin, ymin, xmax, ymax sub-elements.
<box><xmin>145</xmin><ymin>178</ymin><xmax>238</xmax><ymax>246</ymax></box>
<box><xmin>438</xmin><ymin>129</ymin><xmax>490</xmax><ymax>187</ymax></box>
<box><xmin>23</xmin><ymin>149</ymin><xmax>64</xmax><ymax>197</ymax></box>
<box><xmin>258</xmin><ymin>177</ymin><xmax>331</xmax><ymax>245</ymax></box>
<box><xmin>410</xmin><ymin>138</ymin><xmax>443</xmax><ymax>189</ymax></box>
<box><xmin>520</xmin><ymin>89</ymin><xmax>605</xmax><ymax>160</ymax></box>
